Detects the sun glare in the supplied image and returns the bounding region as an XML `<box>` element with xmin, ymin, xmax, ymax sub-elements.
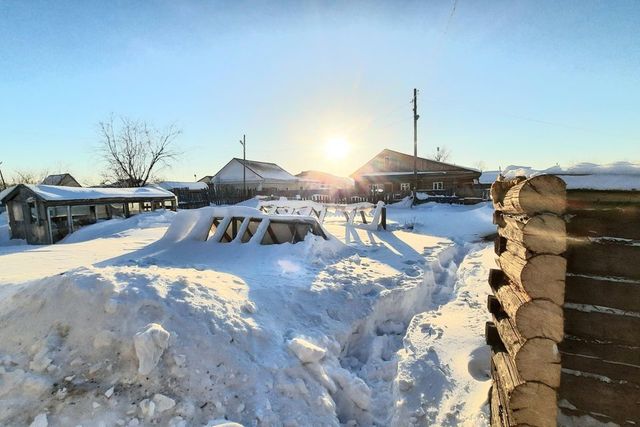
<box><xmin>324</xmin><ymin>137</ymin><xmax>350</xmax><ymax>160</ymax></box>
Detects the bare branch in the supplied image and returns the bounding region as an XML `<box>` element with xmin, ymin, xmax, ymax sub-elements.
<box><xmin>97</xmin><ymin>116</ymin><xmax>181</xmax><ymax>187</ymax></box>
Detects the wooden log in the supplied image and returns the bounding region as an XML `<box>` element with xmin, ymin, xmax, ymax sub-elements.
<box><xmin>487</xmin><ymin>276</ymin><xmax>564</xmax><ymax>342</ymax></box>
<box><xmin>494</xmin><ymin>235</ymin><xmax>507</xmax><ymax>256</ymax></box>
<box><xmin>491</xmin><ymin>314</ymin><xmax>560</xmax><ymax>388</ymax></box>
<box><xmin>490</xmin><ymin>176</ymin><xmax>526</xmax><ymax>205</ymax></box>
<box><xmin>559</xmin><ymin>370</ymin><xmax>640</xmax><ymax>425</ymax></box>
<box><xmin>566</xmin><ymin>237</ymin><xmax>640</xmax><ymax>280</ymax></box>
<box><xmin>490</xmin><ymin>385</ymin><xmax>507</xmax><ymax>427</ymax></box>
<box><xmin>498</xmin><ymin>252</ymin><xmax>565</xmax><ymax>305</ymax></box>
<box><xmin>560</xmin><ymin>351</ymin><xmax>640</xmax><ymax>384</ymax></box>
<box><xmin>495</xmin><ymin>175</ymin><xmax>566</xmax><ymax>216</ymax></box>
<box><xmin>565</xmin><ymin>273</ymin><xmax>640</xmax><ymax>312</ymax></box>
<box><xmin>564</xmin><ymin>306</ymin><xmax>640</xmax><ymax>347</ymax></box>
<box><xmin>505</xmin><ymin>239</ymin><xmax>532</xmax><ymax>260</ymax></box>
<box><xmin>565</xmin><ymin>206</ymin><xmax>640</xmax><ymax>240</ymax></box>
<box><xmin>560</xmin><ymin>335</ymin><xmax>640</xmax><ymax>367</ymax></box>
<box><xmin>497</xmin><ymin>213</ymin><xmax>566</xmax><ymax>255</ymax></box>
<box><xmin>567</xmin><ymin>189</ymin><xmax>640</xmax><ymax>209</ymax></box>
<box><xmin>559</xmin><ymin>407</ymin><xmax>636</xmax><ymax>426</ymax></box>
<box><xmin>491</xmin><ymin>350</ymin><xmax>557</xmax><ymax>427</ymax></box>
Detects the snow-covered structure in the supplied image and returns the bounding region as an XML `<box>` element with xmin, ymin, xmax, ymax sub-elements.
<box><xmin>480</xmin><ymin>162</ymin><xmax>640</xmax><ymax>191</ymax></box>
<box><xmin>0</xmin><ymin>184</ymin><xmax>176</xmax><ymax>244</ymax></box>
<box><xmin>205</xmin><ymin>158</ymin><xmax>300</xmax><ymax>193</ymax></box>
<box><xmin>150</xmin><ymin>181</ymin><xmax>210</xmax><ymax>209</ymax></box>
<box><xmin>41</xmin><ymin>173</ymin><xmax>81</xmax><ymax>187</ymax></box>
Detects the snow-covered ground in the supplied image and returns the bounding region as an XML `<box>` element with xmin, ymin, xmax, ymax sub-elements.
<box><xmin>0</xmin><ymin>203</ymin><xmax>495</xmax><ymax>426</ymax></box>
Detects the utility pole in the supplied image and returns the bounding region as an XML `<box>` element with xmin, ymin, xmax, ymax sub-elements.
<box><xmin>412</xmin><ymin>88</ymin><xmax>419</xmax><ymax>204</ymax></box>
<box><xmin>239</xmin><ymin>135</ymin><xmax>246</xmax><ymax>199</ymax></box>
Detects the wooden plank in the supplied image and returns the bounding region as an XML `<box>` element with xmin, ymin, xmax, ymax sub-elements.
<box><xmin>559</xmin><ymin>370</ymin><xmax>640</xmax><ymax>425</ymax></box>
<box><xmin>494</xmin><ymin>235</ymin><xmax>507</xmax><ymax>256</ymax></box>
<box><xmin>565</xmin><ymin>274</ymin><xmax>640</xmax><ymax>312</ymax></box>
<box><xmin>560</xmin><ymin>335</ymin><xmax>640</xmax><ymax>367</ymax></box>
<box><xmin>566</xmin><ymin>238</ymin><xmax>640</xmax><ymax>279</ymax></box>
<box><xmin>564</xmin><ymin>307</ymin><xmax>640</xmax><ymax>347</ymax></box>
<box><xmin>497</xmin><ymin>213</ymin><xmax>566</xmax><ymax>254</ymax></box>
<box><xmin>498</xmin><ymin>252</ymin><xmax>565</xmax><ymax>305</ymax></box>
<box><xmin>491</xmin><ymin>350</ymin><xmax>557</xmax><ymax>427</ymax></box>
<box><xmin>490</xmin><ymin>385</ymin><xmax>507</xmax><ymax>427</ymax></box>
<box><xmin>565</xmin><ymin>206</ymin><xmax>640</xmax><ymax>240</ymax></box>
<box><xmin>494</xmin><ymin>175</ymin><xmax>566</xmax><ymax>216</ymax></box>
<box><xmin>560</xmin><ymin>351</ymin><xmax>640</xmax><ymax>384</ymax></box>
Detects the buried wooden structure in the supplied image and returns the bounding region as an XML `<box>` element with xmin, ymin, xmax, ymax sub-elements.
<box><xmin>487</xmin><ymin>174</ymin><xmax>640</xmax><ymax>426</ymax></box>
<box><xmin>0</xmin><ymin>184</ymin><xmax>177</xmax><ymax>244</ymax></box>
<box><xmin>162</xmin><ymin>206</ymin><xmax>328</xmax><ymax>245</ymax></box>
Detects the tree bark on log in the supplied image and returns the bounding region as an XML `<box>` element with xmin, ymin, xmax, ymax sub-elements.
<box><xmin>497</xmin><ymin>213</ymin><xmax>566</xmax><ymax>254</ymax></box>
<box><xmin>491</xmin><ymin>350</ymin><xmax>558</xmax><ymax>427</ymax></box>
<box><xmin>494</xmin><ymin>175</ymin><xmax>566</xmax><ymax>216</ymax></box>
<box><xmin>490</xmin><ymin>315</ymin><xmax>560</xmax><ymax>388</ymax></box>
<box><xmin>487</xmin><ymin>288</ymin><xmax>563</xmax><ymax>343</ymax></box>
<box><xmin>498</xmin><ymin>252</ymin><xmax>566</xmax><ymax>305</ymax></box>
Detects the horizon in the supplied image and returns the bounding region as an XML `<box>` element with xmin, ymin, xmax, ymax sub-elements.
<box><xmin>1</xmin><ymin>0</ymin><xmax>639</xmax><ymax>185</ymax></box>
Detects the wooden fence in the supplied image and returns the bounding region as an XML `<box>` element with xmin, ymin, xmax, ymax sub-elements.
<box><xmin>486</xmin><ymin>175</ymin><xmax>640</xmax><ymax>426</ymax></box>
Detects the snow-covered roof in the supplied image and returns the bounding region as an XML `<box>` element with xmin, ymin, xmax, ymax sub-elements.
<box><xmin>0</xmin><ymin>186</ymin><xmax>16</xmax><ymax>205</ymax></box>
<box><xmin>479</xmin><ymin>162</ymin><xmax>640</xmax><ymax>190</ymax></box>
<box><xmin>238</xmin><ymin>159</ymin><xmax>298</xmax><ymax>181</ymax></box>
<box><xmin>151</xmin><ymin>181</ymin><xmax>208</xmax><ymax>191</ymax></box>
<box><xmin>41</xmin><ymin>173</ymin><xmax>81</xmax><ymax>187</ymax></box>
<box><xmin>1</xmin><ymin>184</ymin><xmax>176</xmax><ymax>203</ymax></box>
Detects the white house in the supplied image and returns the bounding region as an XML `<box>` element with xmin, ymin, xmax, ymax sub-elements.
<box><xmin>206</xmin><ymin>158</ymin><xmax>301</xmax><ymax>192</ymax></box>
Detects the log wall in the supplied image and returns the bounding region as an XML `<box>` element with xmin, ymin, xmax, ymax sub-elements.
<box><xmin>487</xmin><ymin>176</ymin><xmax>640</xmax><ymax>426</ymax></box>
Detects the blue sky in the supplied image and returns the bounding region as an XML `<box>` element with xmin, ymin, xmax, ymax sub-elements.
<box><xmin>1</xmin><ymin>0</ymin><xmax>638</xmax><ymax>183</ymax></box>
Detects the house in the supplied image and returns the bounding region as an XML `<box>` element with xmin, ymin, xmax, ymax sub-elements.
<box><xmin>296</xmin><ymin>170</ymin><xmax>354</xmax><ymax>202</ymax></box>
<box><xmin>41</xmin><ymin>173</ymin><xmax>82</xmax><ymax>187</ymax></box>
<box><xmin>0</xmin><ymin>184</ymin><xmax>176</xmax><ymax>244</ymax></box>
<box><xmin>351</xmin><ymin>149</ymin><xmax>481</xmax><ymax>199</ymax></box>
<box><xmin>151</xmin><ymin>181</ymin><xmax>210</xmax><ymax>209</ymax></box>
<box><xmin>208</xmin><ymin>158</ymin><xmax>300</xmax><ymax>193</ymax></box>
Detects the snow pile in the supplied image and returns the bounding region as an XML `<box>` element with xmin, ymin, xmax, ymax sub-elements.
<box><xmin>386</xmin><ymin>202</ymin><xmax>495</xmax><ymax>242</ymax></box>
<box><xmin>0</xmin><ymin>211</ymin><xmax>25</xmax><ymax>247</ymax></box>
<box><xmin>480</xmin><ymin>162</ymin><xmax>640</xmax><ymax>190</ymax></box>
<box><xmin>0</xmin><ymin>202</ymin><xmax>496</xmax><ymax>426</ymax></box>
<box><xmin>61</xmin><ymin>211</ymin><xmax>176</xmax><ymax>244</ymax></box>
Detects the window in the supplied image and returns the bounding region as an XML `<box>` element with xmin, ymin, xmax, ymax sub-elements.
<box><xmin>369</xmin><ymin>183</ymin><xmax>382</xmax><ymax>193</ymax></box>
<box><xmin>12</xmin><ymin>203</ymin><xmax>24</xmax><ymax>221</ymax></box>
<box><xmin>433</xmin><ymin>182</ymin><xmax>444</xmax><ymax>190</ymax></box>
<box><xmin>400</xmin><ymin>183</ymin><xmax>411</xmax><ymax>191</ymax></box>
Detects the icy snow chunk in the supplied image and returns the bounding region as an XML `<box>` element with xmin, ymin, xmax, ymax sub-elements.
<box><xmin>29</xmin><ymin>414</ymin><xmax>48</xmax><ymax>427</ymax></box>
<box><xmin>105</xmin><ymin>386</ymin><xmax>115</xmax><ymax>398</ymax></box>
<box><xmin>94</xmin><ymin>330</ymin><xmax>116</xmax><ymax>349</ymax></box>
<box><xmin>288</xmin><ymin>337</ymin><xmax>326</xmax><ymax>363</ymax></box>
<box><xmin>134</xmin><ymin>323</ymin><xmax>170</xmax><ymax>375</ymax></box>
<box><xmin>139</xmin><ymin>398</ymin><xmax>156</xmax><ymax>418</ymax></box>
<box><xmin>153</xmin><ymin>393</ymin><xmax>176</xmax><ymax>413</ymax></box>
<box><xmin>204</xmin><ymin>421</ymin><xmax>244</xmax><ymax>427</ymax></box>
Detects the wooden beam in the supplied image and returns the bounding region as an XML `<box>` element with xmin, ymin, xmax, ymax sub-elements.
<box><xmin>560</xmin><ymin>335</ymin><xmax>640</xmax><ymax>368</ymax></box>
<box><xmin>497</xmin><ymin>213</ymin><xmax>566</xmax><ymax>254</ymax></box>
<box><xmin>566</xmin><ymin>238</ymin><xmax>640</xmax><ymax>279</ymax></box>
<box><xmin>565</xmin><ymin>274</ymin><xmax>640</xmax><ymax>312</ymax></box>
<box><xmin>559</xmin><ymin>370</ymin><xmax>640</xmax><ymax>425</ymax></box>
<box><xmin>564</xmin><ymin>307</ymin><xmax>640</xmax><ymax>347</ymax></box>
<box><xmin>566</xmin><ymin>205</ymin><xmax>640</xmax><ymax>240</ymax></box>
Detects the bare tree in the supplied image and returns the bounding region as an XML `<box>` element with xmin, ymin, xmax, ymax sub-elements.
<box><xmin>12</xmin><ymin>169</ymin><xmax>50</xmax><ymax>185</ymax></box>
<box><xmin>473</xmin><ymin>161</ymin><xmax>486</xmax><ymax>172</ymax></box>
<box><xmin>98</xmin><ymin>116</ymin><xmax>181</xmax><ymax>187</ymax></box>
<box><xmin>433</xmin><ymin>146</ymin><xmax>451</xmax><ymax>162</ymax></box>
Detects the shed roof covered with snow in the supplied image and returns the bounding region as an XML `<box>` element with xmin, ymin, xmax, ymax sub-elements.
<box><xmin>41</xmin><ymin>173</ymin><xmax>82</xmax><ymax>187</ymax></box>
<box><xmin>0</xmin><ymin>184</ymin><xmax>175</xmax><ymax>205</ymax></box>
<box><xmin>212</xmin><ymin>158</ymin><xmax>299</xmax><ymax>184</ymax></box>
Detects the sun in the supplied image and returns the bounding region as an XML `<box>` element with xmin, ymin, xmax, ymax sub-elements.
<box><xmin>324</xmin><ymin>137</ymin><xmax>350</xmax><ymax>160</ymax></box>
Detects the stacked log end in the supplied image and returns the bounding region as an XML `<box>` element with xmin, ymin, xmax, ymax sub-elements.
<box><xmin>558</xmin><ymin>189</ymin><xmax>640</xmax><ymax>425</ymax></box>
<box><xmin>487</xmin><ymin>174</ymin><xmax>567</xmax><ymax>427</ymax></box>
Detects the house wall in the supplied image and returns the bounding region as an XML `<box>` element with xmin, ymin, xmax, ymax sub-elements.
<box><xmin>213</xmin><ymin>160</ymin><xmax>264</xmax><ymax>185</ymax></box>
<box><xmin>354</xmin><ymin>173</ymin><xmax>479</xmax><ymax>197</ymax></box>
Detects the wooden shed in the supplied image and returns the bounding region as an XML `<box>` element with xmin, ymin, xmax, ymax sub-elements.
<box><xmin>0</xmin><ymin>184</ymin><xmax>176</xmax><ymax>244</ymax></box>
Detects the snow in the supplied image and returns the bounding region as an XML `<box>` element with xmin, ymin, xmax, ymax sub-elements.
<box><xmin>480</xmin><ymin>162</ymin><xmax>640</xmax><ymax>190</ymax></box>
<box><xmin>1</xmin><ymin>184</ymin><xmax>176</xmax><ymax>202</ymax></box>
<box><xmin>0</xmin><ymin>200</ymin><xmax>497</xmax><ymax>426</ymax></box>
<box><xmin>152</xmin><ymin>181</ymin><xmax>209</xmax><ymax>191</ymax></box>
